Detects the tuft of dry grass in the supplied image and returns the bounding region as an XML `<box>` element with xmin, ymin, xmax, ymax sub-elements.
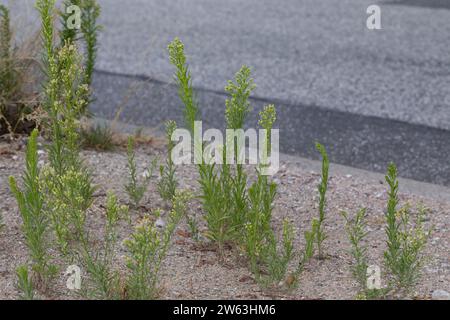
<box><xmin>0</xmin><ymin>5</ymin><xmax>42</xmax><ymax>136</ymax></box>
<box><xmin>80</xmin><ymin>121</ymin><xmax>115</xmax><ymax>151</ymax></box>
<box><xmin>79</xmin><ymin>118</ymin><xmax>163</xmax><ymax>152</ymax></box>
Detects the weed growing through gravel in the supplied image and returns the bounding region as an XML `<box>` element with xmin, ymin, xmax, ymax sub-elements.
<box><xmin>16</xmin><ymin>265</ymin><xmax>36</xmax><ymax>300</ymax></box>
<box><xmin>341</xmin><ymin>208</ymin><xmax>369</xmax><ymax>292</ymax></box>
<box><xmin>43</xmin><ymin>165</ymin><xmax>94</xmax><ymax>255</ymax></box>
<box><xmin>124</xmin><ymin>191</ymin><xmax>190</xmax><ymax>299</ymax></box>
<box><xmin>9</xmin><ymin>129</ymin><xmax>56</xmax><ymax>285</ymax></box>
<box><xmin>384</xmin><ymin>163</ymin><xmax>431</xmax><ymax>295</ymax></box>
<box><xmin>125</xmin><ymin>136</ymin><xmax>156</xmax><ymax>209</ymax></box>
<box><xmin>224</xmin><ymin>65</ymin><xmax>254</xmax><ymax>242</ymax></box>
<box><xmin>80</xmin><ymin>122</ymin><xmax>115</xmax><ymax>151</ymax></box>
<box><xmin>8</xmin><ymin>2</ymin><xmax>192</xmax><ymax>301</ymax></box>
<box><xmin>340</xmin><ymin>164</ymin><xmax>431</xmax><ymax>299</ymax></box>
<box><xmin>4</xmin><ymin>2</ymin><xmax>437</xmax><ymax>298</ymax></box>
<box><xmin>244</xmin><ymin>106</ymin><xmax>276</xmax><ymax>271</ymax></box>
<box><xmin>245</xmin><ymin>172</ymin><xmax>277</xmax><ymax>275</ymax></box>
<box><xmin>341</xmin><ymin>208</ymin><xmax>383</xmax><ymax>299</ymax></box>
<box><xmin>46</xmin><ymin>44</ymin><xmax>89</xmax><ymax>173</ymax></box>
<box><xmin>60</xmin><ymin>0</ymin><xmax>101</xmax><ymax>112</ymax></box>
<box><xmin>288</xmin><ymin>151</ymin><xmax>327</xmax><ymax>284</ymax></box>
<box><xmin>384</xmin><ymin>163</ymin><xmax>401</xmax><ymax>277</ymax></box>
<box><xmin>261</xmin><ymin>220</ymin><xmax>295</xmax><ymax>287</ymax></box>
<box><xmin>199</xmin><ymin>163</ymin><xmax>232</xmax><ymax>256</ymax></box>
<box><xmin>168</xmin><ymin>38</ymin><xmax>318</xmax><ymax>288</ymax></box>
<box><xmin>294</xmin><ymin>226</ymin><xmax>315</xmax><ymax>278</ymax></box>
<box><xmin>9</xmin><ymin>3</ymin><xmax>95</xmax><ymax>293</ymax></box>
<box><xmin>313</xmin><ymin>142</ymin><xmax>329</xmax><ymax>259</ymax></box>
<box><xmin>290</xmin><ymin>145</ymin><xmax>330</xmax><ymax>281</ymax></box>
<box><xmin>157</xmin><ymin>120</ymin><xmax>178</xmax><ymax>202</ymax></box>
<box><xmin>36</xmin><ymin>0</ymin><xmax>89</xmax><ymax>175</ymax></box>
<box><xmin>244</xmin><ymin>105</ymin><xmax>296</xmax><ymax>287</ymax></box>
<box><xmin>37</xmin><ymin>0</ymin><xmax>96</xmax><ymax>257</ymax></box>
<box><xmin>187</xmin><ymin>215</ymin><xmax>200</xmax><ymax>242</ymax></box>
<box><xmin>168</xmin><ymin>38</ymin><xmax>232</xmax><ymax>255</ymax></box>
<box><xmin>81</xmin><ymin>191</ymin><xmax>128</xmax><ymax>299</ymax></box>
<box><xmin>40</xmin><ymin>43</ymin><xmax>94</xmax><ymax>253</ymax></box>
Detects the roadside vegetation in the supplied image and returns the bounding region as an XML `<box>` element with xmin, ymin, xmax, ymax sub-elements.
<box><xmin>1</xmin><ymin>0</ymin><xmax>432</xmax><ymax>300</ymax></box>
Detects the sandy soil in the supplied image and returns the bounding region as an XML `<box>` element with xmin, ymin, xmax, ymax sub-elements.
<box><xmin>0</xmin><ymin>138</ymin><xmax>448</xmax><ymax>300</ymax></box>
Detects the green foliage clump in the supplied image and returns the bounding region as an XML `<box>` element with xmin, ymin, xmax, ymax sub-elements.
<box><xmin>125</xmin><ymin>136</ymin><xmax>156</xmax><ymax>209</ymax></box>
<box><xmin>80</xmin><ymin>123</ymin><xmax>115</xmax><ymax>151</ymax></box>
<box><xmin>42</xmin><ymin>41</ymin><xmax>89</xmax><ymax>175</ymax></box>
<box><xmin>225</xmin><ymin>66</ymin><xmax>255</xmax><ymax>241</ymax></box>
<box><xmin>168</xmin><ymin>38</ymin><xmax>198</xmax><ymax>134</ymax></box>
<box><xmin>225</xmin><ymin>65</ymin><xmax>255</xmax><ymax>130</ymax></box>
<box><xmin>341</xmin><ymin>208</ymin><xmax>382</xmax><ymax>298</ymax></box>
<box><xmin>8</xmin><ymin>1</ymin><xmax>192</xmax><ymax>302</ymax></box>
<box><xmin>295</xmin><ymin>227</ymin><xmax>315</xmax><ymax>277</ymax></box>
<box><xmin>168</xmin><ymin>38</ymin><xmax>318</xmax><ymax>288</ymax></box>
<box><xmin>187</xmin><ymin>215</ymin><xmax>200</xmax><ymax>242</ymax></box>
<box><xmin>196</xmin><ymin>67</ymin><xmax>258</xmax><ymax>255</ymax></box>
<box><xmin>168</xmin><ymin>38</ymin><xmax>231</xmax><ymax>256</ymax></box>
<box><xmin>81</xmin><ymin>191</ymin><xmax>128</xmax><ymax>299</ymax></box>
<box><xmin>16</xmin><ymin>265</ymin><xmax>36</xmax><ymax>300</ymax></box>
<box><xmin>9</xmin><ymin>129</ymin><xmax>56</xmax><ymax>284</ymax></box>
<box><xmin>43</xmin><ymin>165</ymin><xmax>94</xmax><ymax>255</ymax></box>
<box><xmin>244</xmin><ymin>105</ymin><xmax>294</xmax><ymax>286</ymax></box>
<box><xmin>37</xmin><ymin>0</ymin><xmax>96</xmax><ymax>267</ymax></box>
<box><xmin>384</xmin><ymin>163</ymin><xmax>431</xmax><ymax>295</ymax></box>
<box><xmin>37</xmin><ymin>39</ymin><xmax>94</xmax><ymax>253</ymax></box>
<box><xmin>124</xmin><ymin>192</ymin><xmax>190</xmax><ymax>299</ymax></box>
<box><xmin>60</xmin><ymin>0</ymin><xmax>101</xmax><ymax>113</ymax></box>
<box><xmin>342</xmin><ymin>164</ymin><xmax>431</xmax><ymax>299</ymax></box>
<box><xmin>385</xmin><ymin>163</ymin><xmax>400</xmax><ymax>273</ymax></box>
<box><xmin>8</xmin><ymin>2</ymin><xmax>94</xmax><ymax>297</ymax></box>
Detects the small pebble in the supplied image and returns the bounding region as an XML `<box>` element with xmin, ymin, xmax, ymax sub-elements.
<box><xmin>142</xmin><ymin>170</ymin><xmax>151</xmax><ymax>179</ymax></box>
<box><xmin>432</xmin><ymin>290</ymin><xmax>450</xmax><ymax>300</ymax></box>
<box><xmin>155</xmin><ymin>217</ymin><xmax>166</xmax><ymax>228</ymax></box>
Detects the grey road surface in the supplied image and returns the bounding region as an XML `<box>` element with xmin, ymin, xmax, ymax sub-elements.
<box><xmin>4</xmin><ymin>0</ymin><xmax>450</xmax><ymax>185</ymax></box>
<box><xmin>95</xmin><ymin>0</ymin><xmax>450</xmax><ymax>130</ymax></box>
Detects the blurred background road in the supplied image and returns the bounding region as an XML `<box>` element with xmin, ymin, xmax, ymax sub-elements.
<box><xmin>5</xmin><ymin>0</ymin><xmax>450</xmax><ymax>185</ymax></box>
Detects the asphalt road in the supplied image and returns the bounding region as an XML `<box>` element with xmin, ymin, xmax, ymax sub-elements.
<box><xmin>5</xmin><ymin>0</ymin><xmax>450</xmax><ymax>185</ymax></box>
<box><xmin>94</xmin><ymin>0</ymin><xmax>450</xmax><ymax>129</ymax></box>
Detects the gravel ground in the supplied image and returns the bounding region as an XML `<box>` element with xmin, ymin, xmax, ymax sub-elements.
<box><xmin>0</xmin><ymin>138</ymin><xmax>449</xmax><ymax>300</ymax></box>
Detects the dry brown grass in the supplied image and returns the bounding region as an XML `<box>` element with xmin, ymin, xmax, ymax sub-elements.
<box><xmin>0</xmin><ymin>13</ymin><xmax>42</xmax><ymax>136</ymax></box>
